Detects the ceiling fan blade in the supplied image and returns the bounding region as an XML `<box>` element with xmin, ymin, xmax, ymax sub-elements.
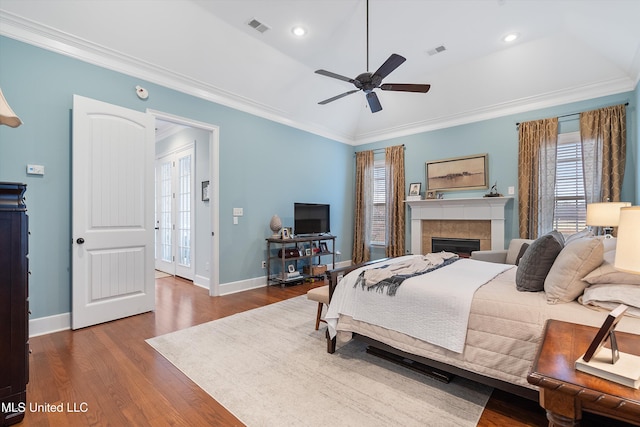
<box><xmin>315</xmin><ymin>69</ymin><xmax>356</xmax><ymax>84</ymax></box>
<box><xmin>318</xmin><ymin>90</ymin><xmax>360</xmax><ymax>105</ymax></box>
<box><xmin>366</xmin><ymin>92</ymin><xmax>382</xmax><ymax>113</ymax></box>
<box><xmin>380</xmin><ymin>83</ymin><xmax>431</xmax><ymax>93</ymax></box>
<box><xmin>372</xmin><ymin>54</ymin><xmax>406</xmax><ymax>80</ymax></box>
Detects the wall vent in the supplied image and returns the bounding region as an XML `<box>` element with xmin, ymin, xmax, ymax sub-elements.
<box><xmin>247</xmin><ymin>18</ymin><xmax>270</xmax><ymax>34</ymax></box>
<box><xmin>427</xmin><ymin>45</ymin><xmax>446</xmax><ymax>56</ymax></box>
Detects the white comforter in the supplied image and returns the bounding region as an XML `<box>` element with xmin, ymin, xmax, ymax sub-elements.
<box><xmin>325</xmin><ymin>256</ymin><xmax>514</xmax><ymax>353</ymax></box>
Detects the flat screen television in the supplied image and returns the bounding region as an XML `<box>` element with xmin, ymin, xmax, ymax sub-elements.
<box><xmin>294</xmin><ymin>203</ymin><xmax>330</xmax><ymax>235</ymax></box>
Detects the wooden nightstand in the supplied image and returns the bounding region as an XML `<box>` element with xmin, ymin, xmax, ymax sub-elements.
<box><xmin>527</xmin><ymin>319</ymin><xmax>640</xmax><ymax>426</ymax></box>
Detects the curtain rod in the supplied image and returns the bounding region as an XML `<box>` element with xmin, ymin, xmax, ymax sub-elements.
<box><xmin>515</xmin><ymin>102</ymin><xmax>629</xmax><ymax>127</ymax></box>
<box><xmin>354</xmin><ymin>144</ymin><xmax>405</xmax><ymax>156</ymax></box>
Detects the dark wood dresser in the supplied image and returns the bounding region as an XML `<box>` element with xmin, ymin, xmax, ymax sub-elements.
<box><xmin>0</xmin><ymin>183</ymin><xmax>28</xmax><ymax>426</ymax></box>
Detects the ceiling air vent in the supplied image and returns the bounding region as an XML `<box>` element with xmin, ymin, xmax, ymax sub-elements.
<box><xmin>427</xmin><ymin>45</ymin><xmax>446</xmax><ymax>56</ymax></box>
<box><xmin>247</xmin><ymin>18</ymin><xmax>270</xmax><ymax>34</ymax></box>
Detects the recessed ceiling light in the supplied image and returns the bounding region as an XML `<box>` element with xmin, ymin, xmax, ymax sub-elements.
<box><xmin>503</xmin><ymin>33</ymin><xmax>519</xmax><ymax>43</ymax></box>
<box><xmin>291</xmin><ymin>26</ymin><xmax>306</xmax><ymax>37</ymax></box>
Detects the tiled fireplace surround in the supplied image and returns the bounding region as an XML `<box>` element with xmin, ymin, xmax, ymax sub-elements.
<box><xmin>406</xmin><ymin>197</ymin><xmax>512</xmax><ymax>255</ymax></box>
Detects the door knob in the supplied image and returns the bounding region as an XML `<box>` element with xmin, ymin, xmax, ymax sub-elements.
<box><xmin>76</xmin><ymin>238</ymin><xmax>85</xmax><ymax>244</ymax></box>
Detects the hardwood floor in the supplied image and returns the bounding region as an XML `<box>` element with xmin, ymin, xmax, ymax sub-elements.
<box><xmin>22</xmin><ymin>276</ymin><xmax>628</xmax><ymax>426</ymax></box>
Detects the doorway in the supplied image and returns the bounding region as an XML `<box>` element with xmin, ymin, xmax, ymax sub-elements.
<box><xmin>155</xmin><ymin>144</ymin><xmax>195</xmax><ymax>280</ymax></box>
<box><xmin>150</xmin><ymin>110</ymin><xmax>220</xmax><ymax>296</ymax></box>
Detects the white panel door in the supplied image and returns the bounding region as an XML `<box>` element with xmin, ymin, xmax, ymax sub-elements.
<box><xmin>72</xmin><ymin>95</ymin><xmax>155</xmax><ymax>329</ymax></box>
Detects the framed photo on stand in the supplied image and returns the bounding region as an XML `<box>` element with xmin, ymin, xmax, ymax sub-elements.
<box><xmin>409</xmin><ymin>182</ymin><xmax>421</xmax><ymax>196</ymax></box>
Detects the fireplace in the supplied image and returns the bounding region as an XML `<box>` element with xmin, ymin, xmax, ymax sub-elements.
<box><xmin>432</xmin><ymin>238</ymin><xmax>480</xmax><ymax>258</ymax></box>
<box><xmin>406</xmin><ymin>197</ymin><xmax>512</xmax><ymax>254</ymax></box>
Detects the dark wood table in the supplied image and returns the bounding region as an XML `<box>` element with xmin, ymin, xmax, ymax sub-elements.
<box><xmin>527</xmin><ymin>319</ymin><xmax>640</xmax><ymax>426</ymax></box>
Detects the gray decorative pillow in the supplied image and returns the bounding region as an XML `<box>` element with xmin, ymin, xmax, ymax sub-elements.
<box><xmin>515</xmin><ymin>243</ymin><xmax>530</xmax><ymax>266</ymax></box>
<box><xmin>516</xmin><ymin>231</ymin><xmax>564</xmax><ymax>292</ymax></box>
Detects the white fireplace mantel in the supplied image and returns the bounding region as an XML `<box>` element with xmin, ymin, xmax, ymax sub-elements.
<box><xmin>406</xmin><ymin>197</ymin><xmax>513</xmax><ymax>253</ymax></box>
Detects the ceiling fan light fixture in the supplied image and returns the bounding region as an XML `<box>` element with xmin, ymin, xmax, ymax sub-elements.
<box><xmin>291</xmin><ymin>26</ymin><xmax>306</xmax><ymax>37</ymax></box>
<box><xmin>502</xmin><ymin>32</ymin><xmax>519</xmax><ymax>43</ymax></box>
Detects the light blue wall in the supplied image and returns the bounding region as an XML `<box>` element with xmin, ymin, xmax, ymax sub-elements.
<box><xmin>0</xmin><ymin>36</ymin><xmax>354</xmax><ymax>319</ymax></box>
<box><xmin>1</xmin><ymin>34</ymin><xmax>637</xmax><ymax>321</ymax></box>
<box><xmin>360</xmin><ymin>91</ymin><xmax>638</xmax><ymax>252</ymax></box>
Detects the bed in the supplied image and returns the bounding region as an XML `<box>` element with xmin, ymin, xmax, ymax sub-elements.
<box><xmin>324</xmin><ymin>233</ymin><xmax>640</xmax><ymax>400</ymax></box>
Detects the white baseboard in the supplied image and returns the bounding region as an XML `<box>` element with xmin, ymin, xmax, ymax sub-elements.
<box><xmin>29</xmin><ymin>312</ymin><xmax>71</xmax><ymax>337</ymax></box>
<box><xmin>193</xmin><ymin>274</ymin><xmax>210</xmax><ymax>290</ymax></box>
<box><xmin>218</xmin><ymin>276</ymin><xmax>267</xmax><ymax>296</ymax></box>
<box><xmin>29</xmin><ymin>261</ymin><xmax>354</xmax><ymax>336</ymax></box>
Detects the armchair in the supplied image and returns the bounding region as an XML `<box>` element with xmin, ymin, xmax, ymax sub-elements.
<box><xmin>471</xmin><ymin>238</ymin><xmax>533</xmax><ymax>265</ymax></box>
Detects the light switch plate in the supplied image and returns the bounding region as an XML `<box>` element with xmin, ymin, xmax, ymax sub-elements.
<box><xmin>508</xmin><ymin>186</ymin><xmax>515</xmax><ymax>195</ymax></box>
<box><xmin>233</xmin><ymin>207</ymin><xmax>243</xmax><ymax>216</ymax></box>
<box><xmin>27</xmin><ymin>164</ymin><xmax>45</xmax><ymax>175</ymax></box>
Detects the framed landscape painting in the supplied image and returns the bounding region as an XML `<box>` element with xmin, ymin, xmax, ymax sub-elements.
<box><xmin>426</xmin><ymin>154</ymin><xmax>488</xmax><ymax>192</ymax></box>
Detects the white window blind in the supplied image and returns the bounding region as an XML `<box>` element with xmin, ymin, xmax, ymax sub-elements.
<box><xmin>553</xmin><ymin>131</ymin><xmax>586</xmax><ymax>235</ymax></box>
<box><xmin>372</xmin><ymin>159</ymin><xmax>386</xmax><ymax>245</ymax></box>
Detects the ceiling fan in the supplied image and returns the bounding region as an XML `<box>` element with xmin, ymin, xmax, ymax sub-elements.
<box><xmin>315</xmin><ymin>0</ymin><xmax>431</xmax><ymax>113</ymax></box>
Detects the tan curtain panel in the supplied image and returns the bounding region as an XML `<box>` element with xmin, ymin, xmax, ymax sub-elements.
<box><xmin>579</xmin><ymin>104</ymin><xmax>626</xmax><ymax>204</ymax></box>
<box><xmin>518</xmin><ymin>118</ymin><xmax>558</xmax><ymax>239</ymax></box>
<box><xmin>385</xmin><ymin>145</ymin><xmax>405</xmax><ymax>258</ymax></box>
<box><xmin>352</xmin><ymin>150</ymin><xmax>373</xmax><ymax>264</ymax></box>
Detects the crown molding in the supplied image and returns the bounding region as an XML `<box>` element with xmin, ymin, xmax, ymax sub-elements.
<box><xmin>0</xmin><ymin>11</ymin><xmax>355</xmax><ymax>145</ymax></box>
<box><xmin>352</xmin><ymin>76</ymin><xmax>635</xmax><ymax>145</ymax></box>
<box><xmin>1</xmin><ymin>11</ymin><xmax>635</xmax><ymax>148</ymax></box>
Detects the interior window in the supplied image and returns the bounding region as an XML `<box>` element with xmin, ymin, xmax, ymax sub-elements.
<box><xmin>553</xmin><ymin>131</ymin><xmax>586</xmax><ymax>235</ymax></box>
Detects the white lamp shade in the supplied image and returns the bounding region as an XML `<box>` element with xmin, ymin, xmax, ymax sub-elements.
<box><xmin>614</xmin><ymin>206</ymin><xmax>640</xmax><ymax>274</ymax></box>
<box><xmin>0</xmin><ymin>88</ymin><xmax>22</xmax><ymax>128</ymax></box>
<box><xmin>586</xmin><ymin>202</ymin><xmax>631</xmax><ymax>226</ymax></box>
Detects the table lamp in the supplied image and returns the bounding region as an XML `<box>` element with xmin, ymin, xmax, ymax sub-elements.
<box><xmin>586</xmin><ymin>201</ymin><xmax>631</xmax><ymax>238</ymax></box>
<box><xmin>614</xmin><ymin>206</ymin><xmax>640</xmax><ymax>274</ymax></box>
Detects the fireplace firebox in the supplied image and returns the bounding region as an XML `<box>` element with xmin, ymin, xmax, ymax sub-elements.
<box><xmin>432</xmin><ymin>237</ymin><xmax>480</xmax><ymax>258</ymax></box>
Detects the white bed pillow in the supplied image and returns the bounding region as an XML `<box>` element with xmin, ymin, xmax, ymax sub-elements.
<box><xmin>544</xmin><ymin>237</ymin><xmax>603</xmax><ymax>304</ymax></box>
<box><xmin>582</xmin><ymin>250</ymin><xmax>640</xmax><ymax>286</ymax></box>
<box><xmin>581</xmin><ymin>283</ymin><xmax>640</xmax><ymax>317</ymax></box>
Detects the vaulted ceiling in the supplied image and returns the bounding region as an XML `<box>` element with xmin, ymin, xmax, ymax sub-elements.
<box><xmin>1</xmin><ymin>0</ymin><xmax>639</xmax><ymax>144</ymax></box>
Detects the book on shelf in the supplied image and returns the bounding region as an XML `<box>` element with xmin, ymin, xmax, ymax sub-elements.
<box><xmin>575</xmin><ymin>348</ymin><xmax>640</xmax><ymax>389</ymax></box>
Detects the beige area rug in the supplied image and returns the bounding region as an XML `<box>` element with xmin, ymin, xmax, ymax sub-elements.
<box><xmin>146</xmin><ymin>296</ymin><xmax>492</xmax><ymax>427</ymax></box>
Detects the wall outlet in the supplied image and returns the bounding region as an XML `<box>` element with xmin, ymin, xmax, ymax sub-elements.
<box><xmin>261</xmin><ymin>260</ymin><xmax>266</xmax><ymax>269</ymax></box>
<box><xmin>508</xmin><ymin>186</ymin><xmax>515</xmax><ymax>195</ymax></box>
